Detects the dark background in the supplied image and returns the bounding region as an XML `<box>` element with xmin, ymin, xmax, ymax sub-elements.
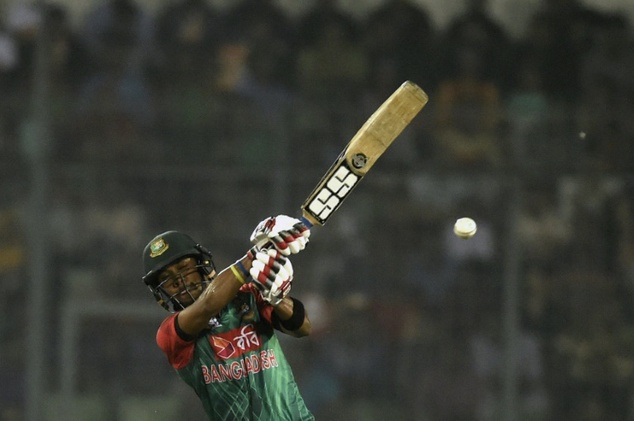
<box><xmin>1</xmin><ymin>0</ymin><xmax>634</xmax><ymax>419</ymax></box>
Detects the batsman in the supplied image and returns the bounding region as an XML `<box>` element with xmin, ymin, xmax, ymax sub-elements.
<box><xmin>141</xmin><ymin>215</ymin><xmax>314</xmax><ymax>420</ymax></box>
<box><xmin>141</xmin><ymin>80</ymin><xmax>428</xmax><ymax>420</ymax></box>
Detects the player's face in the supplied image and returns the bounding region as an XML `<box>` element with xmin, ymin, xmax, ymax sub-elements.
<box><xmin>158</xmin><ymin>257</ymin><xmax>208</xmax><ymax>307</ymax></box>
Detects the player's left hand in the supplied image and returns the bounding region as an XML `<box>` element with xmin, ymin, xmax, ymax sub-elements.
<box><xmin>250</xmin><ymin>215</ymin><xmax>310</xmax><ymax>256</ymax></box>
<box><xmin>249</xmin><ymin>249</ymin><xmax>293</xmax><ymax>306</ymax></box>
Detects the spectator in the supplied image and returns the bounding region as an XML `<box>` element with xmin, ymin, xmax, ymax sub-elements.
<box><xmin>296</xmin><ymin>0</ymin><xmax>359</xmax><ymax>51</ymax></box>
<box><xmin>548</xmin><ymin>270</ymin><xmax>634</xmax><ymax>420</ymax></box>
<box><xmin>505</xmin><ymin>46</ymin><xmax>553</xmax><ymax>166</ymax></box>
<box><xmin>45</xmin><ymin>4</ymin><xmax>93</xmax><ymax>94</ymax></box>
<box><xmin>0</xmin><ymin>20</ymin><xmax>18</xmax><ymax>94</ymax></box>
<box><xmin>440</xmin><ymin>0</ymin><xmax>510</xmax><ymax>90</ymax></box>
<box><xmin>0</xmin><ymin>185</ymin><xmax>26</xmax><ymax>419</ymax></box>
<box><xmin>3</xmin><ymin>2</ymin><xmax>41</xmax><ymax>92</ymax></box>
<box><xmin>523</xmin><ymin>0</ymin><xmax>606</xmax><ymax>103</ymax></box>
<box><xmin>469</xmin><ymin>308</ymin><xmax>549</xmax><ymax>420</ymax></box>
<box><xmin>80</xmin><ymin>0</ymin><xmax>155</xmax><ymax>74</ymax></box>
<box><xmin>0</xmin><ymin>21</ymin><xmax>18</xmax><ymax>159</ymax></box>
<box><xmin>516</xmin><ymin>185</ymin><xmax>571</xmax><ymax>266</ymax></box>
<box><xmin>72</xmin><ymin>31</ymin><xmax>157</xmax><ymax>162</ymax></box>
<box><xmin>223</xmin><ymin>0</ymin><xmax>295</xmax><ymax>91</ymax></box>
<box><xmin>432</xmin><ymin>46</ymin><xmax>505</xmax><ymax>168</ymax></box>
<box><xmin>577</xmin><ymin>13</ymin><xmax>634</xmax><ymax>170</ymax></box>
<box><xmin>153</xmin><ymin>0</ymin><xmax>225</xmax><ymax>87</ymax></box>
<box><xmin>295</xmin><ymin>11</ymin><xmax>369</xmax><ymax>102</ymax></box>
<box><xmin>362</xmin><ymin>0</ymin><xmax>436</xmax><ymax>92</ymax></box>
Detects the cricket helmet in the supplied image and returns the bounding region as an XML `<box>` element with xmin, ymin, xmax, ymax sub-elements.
<box><xmin>142</xmin><ymin>230</ymin><xmax>216</xmax><ymax>312</ymax></box>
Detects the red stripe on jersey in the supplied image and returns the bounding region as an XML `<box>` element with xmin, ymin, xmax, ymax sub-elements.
<box><xmin>156</xmin><ymin>313</ymin><xmax>196</xmax><ymax>370</ymax></box>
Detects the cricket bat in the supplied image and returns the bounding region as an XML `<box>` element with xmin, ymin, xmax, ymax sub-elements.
<box><xmin>300</xmin><ymin>81</ymin><xmax>429</xmax><ymax>227</ymax></box>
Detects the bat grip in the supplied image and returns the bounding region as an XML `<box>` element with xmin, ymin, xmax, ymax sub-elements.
<box><xmin>300</xmin><ymin>216</ymin><xmax>314</xmax><ymax>228</ymax></box>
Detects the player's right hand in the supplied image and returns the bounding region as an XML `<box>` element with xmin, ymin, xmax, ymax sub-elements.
<box><xmin>249</xmin><ymin>249</ymin><xmax>293</xmax><ymax>306</ymax></box>
<box><xmin>250</xmin><ymin>215</ymin><xmax>310</xmax><ymax>256</ymax></box>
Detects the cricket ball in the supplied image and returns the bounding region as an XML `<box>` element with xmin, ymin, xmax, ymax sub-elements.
<box><xmin>453</xmin><ymin>217</ymin><xmax>477</xmax><ymax>239</ymax></box>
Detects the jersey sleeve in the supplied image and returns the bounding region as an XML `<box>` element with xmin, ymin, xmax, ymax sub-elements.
<box><xmin>156</xmin><ymin>313</ymin><xmax>196</xmax><ymax>370</ymax></box>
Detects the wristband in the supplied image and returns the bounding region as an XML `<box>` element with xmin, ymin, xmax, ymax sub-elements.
<box><xmin>280</xmin><ymin>298</ymin><xmax>305</xmax><ymax>331</ymax></box>
<box><xmin>235</xmin><ymin>260</ymin><xmax>249</xmax><ymax>279</ymax></box>
<box><xmin>230</xmin><ymin>264</ymin><xmax>246</xmax><ymax>285</ymax></box>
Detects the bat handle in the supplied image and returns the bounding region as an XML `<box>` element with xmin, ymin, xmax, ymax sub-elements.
<box><xmin>300</xmin><ymin>216</ymin><xmax>314</xmax><ymax>228</ymax></box>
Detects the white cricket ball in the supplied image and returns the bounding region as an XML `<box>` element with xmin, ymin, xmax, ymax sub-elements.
<box><xmin>453</xmin><ymin>217</ymin><xmax>477</xmax><ymax>239</ymax></box>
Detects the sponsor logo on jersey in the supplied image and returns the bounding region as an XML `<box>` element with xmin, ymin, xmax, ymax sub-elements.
<box><xmin>211</xmin><ymin>336</ymin><xmax>235</xmax><ymax>360</ymax></box>
<box><xmin>210</xmin><ymin>324</ymin><xmax>260</xmax><ymax>360</ymax></box>
<box><xmin>201</xmin><ymin>349</ymin><xmax>279</xmax><ymax>384</ymax></box>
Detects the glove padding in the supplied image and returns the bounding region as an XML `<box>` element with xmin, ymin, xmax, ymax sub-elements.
<box><xmin>249</xmin><ymin>249</ymin><xmax>293</xmax><ymax>306</ymax></box>
<box><xmin>250</xmin><ymin>215</ymin><xmax>310</xmax><ymax>256</ymax></box>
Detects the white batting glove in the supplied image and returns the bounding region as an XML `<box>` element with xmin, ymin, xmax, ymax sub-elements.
<box><xmin>249</xmin><ymin>249</ymin><xmax>293</xmax><ymax>306</ymax></box>
<box><xmin>250</xmin><ymin>215</ymin><xmax>311</xmax><ymax>256</ymax></box>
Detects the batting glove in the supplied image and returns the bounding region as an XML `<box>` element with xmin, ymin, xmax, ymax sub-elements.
<box><xmin>249</xmin><ymin>249</ymin><xmax>293</xmax><ymax>306</ymax></box>
<box><xmin>250</xmin><ymin>215</ymin><xmax>310</xmax><ymax>256</ymax></box>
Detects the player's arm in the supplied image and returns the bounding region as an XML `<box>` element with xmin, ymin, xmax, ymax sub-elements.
<box><xmin>177</xmin><ymin>215</ymin><xmax>311</xmax><ymax>337</ymax></box>
<box><xmin>271</xmin><ymin>296</ymin><xmax>311</xmax><ymax>338</ymax></box>
<box><xmin>177</xmin><ymin>253</ymin><xmax>254</xmax><ymax>337</ymax></box>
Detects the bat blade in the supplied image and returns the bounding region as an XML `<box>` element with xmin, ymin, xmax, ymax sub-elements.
<box><xmin>301</xmin><ymin>81</ymin><xmax>429</xmax><ymax>227</ymax></box>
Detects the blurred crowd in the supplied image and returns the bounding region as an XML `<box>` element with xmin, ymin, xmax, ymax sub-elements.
<box><xmin>0</xmin><ymin>0</ymin><xmax>632</xmax><ymax>168</ymax></box>
<box><xmin>1</xmin><ymin>0</ymin><xmax>634</xmax><ymax>420</ymax></box>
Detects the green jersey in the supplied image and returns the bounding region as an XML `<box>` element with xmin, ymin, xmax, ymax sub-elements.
<box><xmin>157</xmin><ymin>284</ymin><xmax>314</xmax><ymax>420</ymax></box>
